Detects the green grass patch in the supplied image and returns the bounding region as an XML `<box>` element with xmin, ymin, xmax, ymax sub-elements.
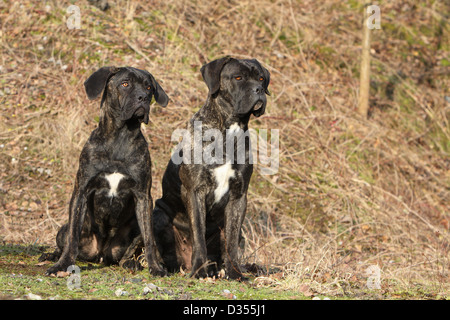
<box><xmin>0</xmin><ymin>244</ymin><xmax>307</xmax><ymax>300</ymax></box>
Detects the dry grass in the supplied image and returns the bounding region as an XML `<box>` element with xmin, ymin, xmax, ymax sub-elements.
<box><xmin>0</xmin><ymin>0</ymin><xmax>448</xmax><ymax>298</ymax></box>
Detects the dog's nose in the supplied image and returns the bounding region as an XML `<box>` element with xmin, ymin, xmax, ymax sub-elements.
<box><xmin>138</xmin><ymin>94</ymin><xmax>148</xmax><ymax>102</ymax></box>
<box><xmin>255</xmin><ymin>86</ymin><xmax>264</xmax><ymax>95</ymax></box>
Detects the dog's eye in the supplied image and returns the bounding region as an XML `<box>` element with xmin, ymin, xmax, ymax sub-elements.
<box><xmin>147</xmin><ymin>86</ymin><xmax>151</xmax><ymax>90</ymax></box>
<box><xmin>259</xmin><ymin>77</ymin><xmax>264</xmax><ymax>81</ymax></box>
<box><xmin>235</xmin><ymin>76</ymin><xmax>242</xmax><ymax>81</ymax></box>
<box><xmin>122</xmin><ymin>82</ymin><xmax>129</xmax><ymax>87</ymax></box>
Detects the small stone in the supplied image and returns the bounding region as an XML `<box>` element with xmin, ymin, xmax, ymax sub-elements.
<box><xmin>143</xmin><ymin>283</ymin><xmax>158</xmax><ymax>295</ymax></box>
<box><xmin>114</xmin><ymin>288</ymin><xmax>128</xmax><ymax>296</ymax></box>
<box><xmin>26</xmin><ymin>293</ymin><xmax>42</xmax><ymax>300</ymax></box>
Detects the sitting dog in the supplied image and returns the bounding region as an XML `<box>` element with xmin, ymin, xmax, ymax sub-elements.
<box><xmin>43</xmin><ymin>66</ymin><xmax>168</xmax><ymax>276</ymax></box>
<box><xmin>153</xmin><ymin>57</ymin><xmax>270</xmax><ymax>279</ymax></box>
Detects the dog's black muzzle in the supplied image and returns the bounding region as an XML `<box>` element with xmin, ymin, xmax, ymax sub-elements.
<box><xmin>133</xmin><ymin>103</ymin><xmax>150</xmax><ymax>124</ymax></box>
<box><xmin>238</xmin><ymin>87</ymin><xmax>267</xmax><ymax>118</ymax></box>
<box><xmin>251</xmin><ymin>97</ymin><xmax>266</xmax><ymax>117</ymax></box>
<box><xmin>120</xmin><ymin>101</ymin><xmax>151</xmax><ymax>124</ymax></box>
<box><xmin>249</xmin><ymin>85</ymin><xmax>267</xmax><ymax>117</ymax></box>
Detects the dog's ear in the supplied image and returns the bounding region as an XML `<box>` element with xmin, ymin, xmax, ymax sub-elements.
<box><xmin>200</xmin><ymin>56</ymin><xmax>233</xmax><ymax>96</ymax></box>
<box><xmin>261</xmin><ymin>65</ymin><xmax>271</xmax><ymax>96</ymax></box>
<box><xmin>149</xmin><ymin>74</ymin><xmax>169</xmax><ymax>107</ymax></box>
<box><xmin>84</xmin><ymin>66</ymin><xmax>120</xmax><ymax>100</ymax></box>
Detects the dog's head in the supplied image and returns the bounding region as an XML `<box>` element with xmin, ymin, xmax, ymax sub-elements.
<box><xmin>84</xmin><ymin>66</ymin><xmax>169</xmax><ymax>125</ymax></box>
<box><xmin>201</xmin><ymin>57</ymin><xmax>270</xmax><ymax>118</ymax></box>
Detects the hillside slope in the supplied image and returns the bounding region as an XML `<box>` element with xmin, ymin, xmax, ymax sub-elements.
<box><xmin>0</xmin><ymin>0</ymin><xmax>448</xmax><ymax>297</ymax></box>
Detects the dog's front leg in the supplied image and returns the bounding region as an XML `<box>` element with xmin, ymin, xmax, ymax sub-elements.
<box><xmin>135</xmin><ymin>195</ymin><xmax>166</xmax><ymax>276</ymax></box>
<box><xmin>222</xmin><ymin>195</ymin><xmax>247</xmax><ymax>280</ymax></box>
<box><xmin>46</xmin><ymin>190</ymin><xmax>87</xmax><ymax>275</ymax></box>
<box><xmin>187</xmin><ymin>191</ymin><xmax>208</xmax><ymax>278</ymax></box>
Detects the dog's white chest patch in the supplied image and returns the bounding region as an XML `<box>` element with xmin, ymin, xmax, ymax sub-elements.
<box><xmin>105</xmin><ymin>172</ymin><xmax>124</xmax><ymax>197</ymax></box>
<box><xmin>227</xmin><ymin>122</ymin><xmax>241</xmax><ymax>135</ymax></box>
<box><xmin>213</xmin><ymin>162</ymin><xmax>235</xmax><ymax>203</ymax></box>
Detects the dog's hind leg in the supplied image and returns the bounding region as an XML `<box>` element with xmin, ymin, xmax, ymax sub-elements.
<box><xmin>153</xmin><ymin>204</ymin><xmax>178</xmax><ymax>272</ymax></box>
<box><xmin>118</xmin><ymin>235</ymin><xmax>144</xmax><ymax>270</ymax></box>
<box><xmin>38</xmin><ymin>223</ymin><xmax>69</xmax><ymax>262</ymax></box>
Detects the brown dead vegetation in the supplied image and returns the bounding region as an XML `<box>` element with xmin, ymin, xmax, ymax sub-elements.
<box><xmin>0</xmin><ymin>0</ymin><xmax>448</xmax><ymax>297</ymax></box>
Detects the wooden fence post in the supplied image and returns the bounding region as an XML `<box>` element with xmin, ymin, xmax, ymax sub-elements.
<box><xmin>357</xmin><ymin>1</ymin><xmax>372</xmax><ymax>118</ymax></box>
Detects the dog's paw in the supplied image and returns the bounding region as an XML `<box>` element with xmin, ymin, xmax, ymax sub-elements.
<box><xmin>121</xmin><ymin>259</ymin><xmax>144</xmax><ymax>271</ymax></box>
<box><xmin>225</xmin><ymin>265</ymin><xmax>247</xmax><ymax>281</ymax></box>
<box><xmin>148</xmin><ymin>264</ymin><xmax>167</xmax><ymax>277</ymax></box>
<box><xmin>45</xmin><ymin>259</ymin><xmax>74</xmax><ymax>276</ymax></box>
<box><xmin>191</xmin><ymin>269</ymin><xmax>208</xmax><ymax>279</ymax></box>
<box><xmin>190</xmin><ymin>263</ymin><xmax>209</xmax><ymax>279</ymax></box>
<box><xmin>227</xmin><ymin>271</ymin><xmax>248</xmax><ymax>282</ymax></box>
<box><xmin>38</xmin><ymin>251</ymin><xmax>60</xmax><ymax>262</ymax></box>
<box><xmin>45</xmin><ymin>264</ymin><xmax>65</xmax><ymax>276</ymax></box>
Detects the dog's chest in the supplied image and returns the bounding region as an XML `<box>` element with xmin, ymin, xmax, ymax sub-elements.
<box><xmin>227</xmin><ymin>122</ymin><xmax>241</xmax><ymax>136</ymax></box>
<box><xmin>104</xmin><ymin>172</ymin><xmax>125</xmax><ymax>197</ymax></box>
<box><xmin>93</xmin><ymin>171</ymin><xmax>134</xmax><ymax>226</ymax></box>
<box><xmin>209</xmin><ymin>122</ymin><xmax>250</xmax><ymax>204</ymax></box>
<box><xmin>212</xmin><ymin>162</ymin><xmax>235</xmax><ymax>204</ymax></box>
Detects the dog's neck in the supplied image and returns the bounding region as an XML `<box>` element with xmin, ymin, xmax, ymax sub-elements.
<box><xmin>98</xmin><ymin>98</ymin><xmax>142</xmax><ymax>139</ymax></box>
<box><xmin>201</xmin><ymin>95</ymin><xmax>250</xmax><ymax>131</ymax></box>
